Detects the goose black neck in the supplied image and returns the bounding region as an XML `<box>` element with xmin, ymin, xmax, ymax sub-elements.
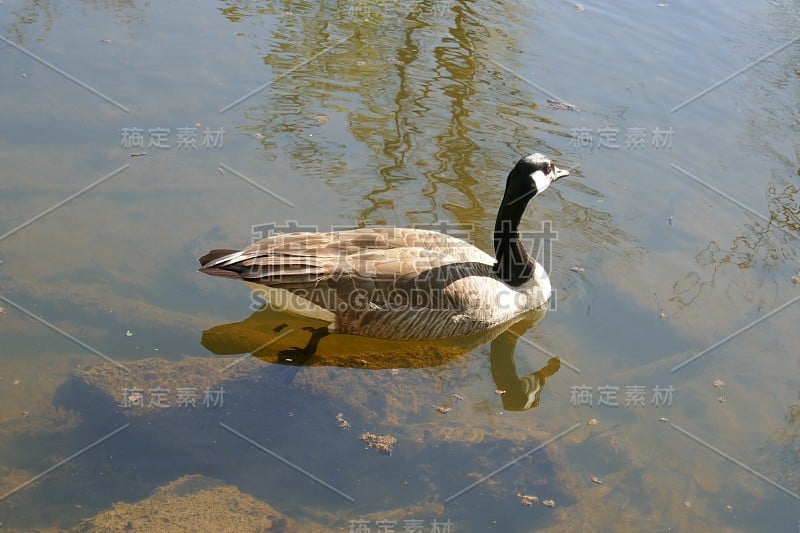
<box><xmin>492</xmin><ymin>189</ymin><xmax>536</xmax><ymax>287</ymax></box>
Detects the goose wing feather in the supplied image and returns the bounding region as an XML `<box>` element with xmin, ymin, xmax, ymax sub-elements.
<box><xmin>203</xmin><ymin>228</ymin><xmax>498</xmax><ymax>312</ymax></box>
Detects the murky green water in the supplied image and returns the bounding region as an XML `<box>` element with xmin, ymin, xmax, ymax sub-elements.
<box><xmin>1</xmin><ymin>0</ymin><xmax>799</xmax><ymax>531</ymax></box>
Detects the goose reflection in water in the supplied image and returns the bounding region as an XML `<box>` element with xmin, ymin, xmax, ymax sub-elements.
<box><xmin>201</xmin><ymin>307</ymin><xmax>560</xmax><ymax>411</ymax></box>
<box><xmin>488</xmin><ymin>322</ymin><xmax>560</xmax><ymax>411</ymax></box>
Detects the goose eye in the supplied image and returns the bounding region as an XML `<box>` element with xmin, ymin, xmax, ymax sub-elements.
<box><xmin>545</xmin><ymin>163</ymin><xmax>552</xmax><ymax>174</ymax></box>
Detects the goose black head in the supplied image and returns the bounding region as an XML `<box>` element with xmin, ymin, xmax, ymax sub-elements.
<box><xmin>501</xmin><ymin>153</ymin><xmax>569</xmax><ymax>207</ymax></box>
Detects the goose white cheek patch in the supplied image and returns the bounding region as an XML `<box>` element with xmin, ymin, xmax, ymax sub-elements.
<box><xmin>530</xmin><ymin>170</ymin><xmax>550</xmax><ymax>195</ymax></box>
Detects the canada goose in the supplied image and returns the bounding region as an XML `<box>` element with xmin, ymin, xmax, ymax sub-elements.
<box><xmin>199</xmin><ymin>153</ymin><xmax>568</xmax><ymax>355</ymax></box>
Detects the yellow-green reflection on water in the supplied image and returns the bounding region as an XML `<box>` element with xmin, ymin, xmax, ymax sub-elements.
<box><xmin>203</xmin><ymin>307</ymin><xmax>558</xmax><ymax>411</ymax></box>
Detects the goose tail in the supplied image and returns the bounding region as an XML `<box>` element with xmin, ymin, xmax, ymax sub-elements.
<box><xmin>198</xmin><ymin>249</ymin><xmax>242</xmax><ymax>279</ymax></box>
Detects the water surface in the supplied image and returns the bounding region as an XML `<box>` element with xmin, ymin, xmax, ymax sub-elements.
<box><xmin>1</xmin><ymin>0</ymin><xmax>799</xmax><ymax>531</ymax></box>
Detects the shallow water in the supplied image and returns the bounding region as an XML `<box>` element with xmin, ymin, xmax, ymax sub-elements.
<box><xmin>1</xmin><ymin>0</ymin><xmax>799</xmax><ymax>530</ymax></box>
